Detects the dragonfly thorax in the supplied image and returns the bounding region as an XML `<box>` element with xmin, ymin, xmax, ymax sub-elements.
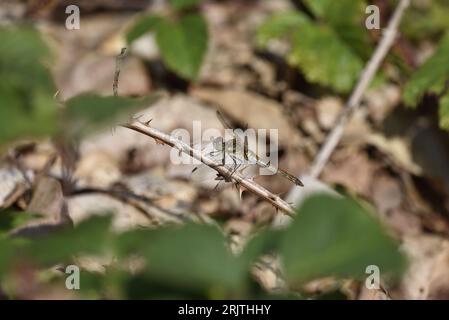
<box><xmin>211</xmin><ymin>137</ymin><xmax>225</xmax><ymax>151</ymax></box>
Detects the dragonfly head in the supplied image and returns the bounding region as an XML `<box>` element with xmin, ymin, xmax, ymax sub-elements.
<box><xmin>212</xmin><ymin>137</ymin><xmax>225</xmax><ymax>151</ymax></box>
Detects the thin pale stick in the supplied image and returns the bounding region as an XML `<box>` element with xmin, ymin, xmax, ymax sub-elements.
<box><xmin>309</xmin><ymin>0</ymin><xmax>410</xmax><ymax>179</ymax></box>
<box><xmin>113</xmin><ymin>47</ymin><xmax>127</xmax><ymax>96</ymax></box>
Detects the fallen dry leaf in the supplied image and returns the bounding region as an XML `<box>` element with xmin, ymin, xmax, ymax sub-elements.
<box><xmin>398</xmin><ymin>235</ymin><xmax>449</xmax><ymax>299</ymax></box>
<box><xmin>0</xmin><ymin>165</ymin><xmax>33</xmax><ymax>209</ymax></box>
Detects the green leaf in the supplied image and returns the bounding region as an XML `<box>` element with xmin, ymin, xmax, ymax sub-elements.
<box><xmin>304</xmin><ymin>0</ymin><xmax>371</xmax><ymax>60</ymax></box>
<box><xmin>126</xmin><ymin>15</ymin><xmax>163</xmax><ymax>44</ymax></box>
<box><xmin>256</xmin><ymin>11</ymin><xmax>309</xmax><ymax>47</ymax></box>
<box><xmin>0</xmin><ymin>215</ymin><xmax>113</xmax><ymax>279</ymax></box>
<box><xmin>64</xmin><ymin>93</ymin><xmax>158</xmax><ymax>138</ymax></box>
<box><xmin>155</xmin><ymin>14</ymin><xmax>208</xmax><ymax>80</ymax></box>
<box><xmin>0</xmin><ymin>27</ymin><xmax>53</xmax><ymax>91</ymax></box>
<box><xmin>280</xmin><ymin>195</ymin><xmax>405</xmax><ymax>285</ymax></box>
<box><xmin>26</xmin><ymin>215</ymin><xmax>113</xmax><ymax>265</ymax></box>
<box><xmin>257</xmin><ymin>11</ymin><xmax>365</xmax><ymax>92</ymax></box>
<box><xmin>439</xmin><ymin>92</ymin><xmax>449</xmax><ymax>129</ymax></box>
<box><xmin>168</xmin><ymin>0</ymin><xmax>203</xmax><ymax>10</ymax></box>
<box><xmin>401</xmin><ymin>0</ymin><xmax>449</xmax><ymax>41</ymax></box>
<box><xmin>0</xmin><ymin>237</ymin><xmax>28</xmax><ymax>276</ymax></box>
<box><xmin>239</xmin><ymin>228</ymin><xmax>282</xmax><ymax>266</ymax></box>
<box><xmin>123</xmin><ymin>273</ymin><xmax>213</xmax><ymax>299</ymax></box>
<box><xmin>403</xmin><ymin>33</ymin><xmax>449</xmax><ymax>106</ymax></box>
<box><xmin>0</xmin><ymin>210</ymin><xmax>38</xmax><ymax>238</ymax></box>
<box><xmin>304</xmin><ymin>0</ymin><xmax>366</xmax><ymax>27</ymax></box>
<box><xmin>0</xmin><ymin>27</ymin><xmax>58</xmax><ymax>145</ymax></box>
<box><xmin>117</xmin><ymin>223</ymin><xmax>246</xmax><ymax>296</ymax></box>
<box><xmin>289</xmin><ymin>23</ymin><xmax>364</xmax><ymax>93</ymax></box>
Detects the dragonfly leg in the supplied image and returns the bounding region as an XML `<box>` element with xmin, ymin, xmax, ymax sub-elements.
<box><xmin>229</xmin><ymin>155</ymin><xmax>246</xmax><ymax>176</ymax></box>
<box><xmin>208</xmin><ymin>150</ymin><xmax>226</xmax><ymax>166</ymax></box>
<box><xmin>230</xmin><ymin>154</ymin><xmax>237</xmax><ymax>168</ymax></box>
<box><xmin>259</xmin><ymin>160</ymin><xmax>270</xmax><ymax>168</ymax></box>
<box><xmin>227</xmin><ymin>163</ymin><xmax>241</xmax><ymax>183</ymax></box>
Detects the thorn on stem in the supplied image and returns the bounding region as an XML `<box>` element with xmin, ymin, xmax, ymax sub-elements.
<box><xmin>153</xmin><ymin>138</ymin><xmax>164</xmax><ymax>145</ymax></box>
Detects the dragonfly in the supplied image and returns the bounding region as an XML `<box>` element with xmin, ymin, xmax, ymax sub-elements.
<box><xmin>191</xmin><ymin>111</ymin><xmax>304</xmax><ymax>189</ymax></box>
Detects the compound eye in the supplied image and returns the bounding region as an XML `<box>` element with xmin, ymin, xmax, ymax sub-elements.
<box><xmin>212</xmin><ymin>137</ymin><xmax>224</xmax><ymax>149</ymax></box>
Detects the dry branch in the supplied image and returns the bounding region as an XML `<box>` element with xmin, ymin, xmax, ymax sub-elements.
<box><xmin>123</xmin><ymin>120</ymin><xmax>295</xmax><ymax>215</ymax></box>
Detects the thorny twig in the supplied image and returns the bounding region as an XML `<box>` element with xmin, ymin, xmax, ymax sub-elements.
<box><xmin>123</xmin><ymin>120</ymin><xmax>296</xmax><ymax>216</ymax></box>
<box><xmin>309</xmin><ymin>0</ymin><xmax>410</xmax><ymax>179</ymax></box>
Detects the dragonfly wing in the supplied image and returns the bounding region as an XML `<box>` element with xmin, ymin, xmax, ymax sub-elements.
<box><xmin>216</xmin><ymin>110</ymin><xmax>234</xmax><ymax>130</ymax></box>
<box><xmin>216</xmin><ymin>111</ymin><xmax>245</xmax><ymax>145</ymax></box>
<box><xmin>238</xmin><ymin>163</ymin><xmax>259</xmax><ymax>180</ymax></box>
<box><xmin>260</xmin><ymin>162</ymin><xmax>304</xmax><ymax>187</ymax></box>
<box><xmin>276</xmin><ymin>168</ymin><xmax>304</xmax><ymax>187</ymax></box>
<box><xmin>190</xmin><ymin>163</ymin><xmax>235</xmax><ymax>191</ymax></box>
<box><xmin>190</xmin><ymin>141</ymin><xmax>231</xmax><ymax>190</ymax></box>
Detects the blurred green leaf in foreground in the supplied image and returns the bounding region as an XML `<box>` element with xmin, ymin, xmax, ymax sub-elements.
<box><xmin>64</xmin><ymin>93</ymin><xmax>159</xmax><ymax>139</ymax></box>
<box><xmin>0</xmin><ymin>27</ymin><xmax>59</xmax><ymax>146</ymax></box>
<box><xmin>168</xmin><ymin>0</ymin><xmax>203</xmax><ymax>11</ymax></box>
<box><xmin>0</xmin><ymin>27</ymin><xmax>161</xmax><ymax>147</ymax></box>
<box><xmin>116</xmin><ymin>223</ymin><xmax>247</xmax><ymax>298</ymax></box>
<box><xmin>281</xmin><ymin>195</ymin><xmax>406</xmax><ymax>287</ymax></box>
<box><xmin>0</xmin><ymin>195</ymin><xmax>405</xmax><ymax>299</ymax></box>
